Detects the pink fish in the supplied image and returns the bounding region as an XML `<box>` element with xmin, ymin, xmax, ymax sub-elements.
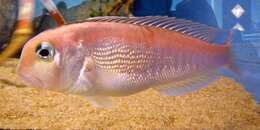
<box><xmin>16</xmin><ymin>16</ymin><xmax>243</xmax><ymax>107</ymax></box>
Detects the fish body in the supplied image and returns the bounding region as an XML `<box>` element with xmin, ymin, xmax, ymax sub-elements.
<box><xmin>17</xmin><ymin>17</ymin><xmax>233</xmax><ymax>107</ymax></box>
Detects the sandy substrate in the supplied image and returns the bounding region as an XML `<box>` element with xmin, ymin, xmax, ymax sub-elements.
<box><xmin>0</xmin><ymin>59</ymin><xmax>259</xmax><ymax>129</ymax></box>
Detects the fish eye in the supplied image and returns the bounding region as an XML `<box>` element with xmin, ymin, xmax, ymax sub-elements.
<box><xmin>36</xmin><ymin>42</ymin><xmax>55</xmax><ymax>61</ymax></box>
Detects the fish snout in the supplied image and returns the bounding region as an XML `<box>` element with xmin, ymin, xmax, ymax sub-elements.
<box><xmin>16</xmin><ymin>64</ymin><xmax>44</xmax><ymax>88</ymax></box>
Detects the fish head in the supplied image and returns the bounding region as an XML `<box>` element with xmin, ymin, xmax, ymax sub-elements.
<box><xmin>16</xmin><ymin>30</ymin><xmax>76</xmax><ymax>92</ymax></box>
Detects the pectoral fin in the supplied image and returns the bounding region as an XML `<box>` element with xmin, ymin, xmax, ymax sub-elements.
<box><xmin>86</xmin><ymin>96</ymin><xmax>113</xmax><ymax>108</ymax></box>
<box><xmin>68</xmin><ymin>57</ymin><xmax>96</xmax><ymax>94</ymax></box>
<box><xmin>155</xmin><ymin>71</ymin><xmax>219</xmax><ymax>96</ymax></box>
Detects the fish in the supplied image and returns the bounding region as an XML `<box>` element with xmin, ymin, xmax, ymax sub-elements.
<box><xmin>40</xmin><ymin>0</ymin><xmax>66</xmax><ymax>26</ymax></box>
<box><xmin>16</xmin><ymin>16</ymin><xmax>253</xmax><ymax>108</ymax></box>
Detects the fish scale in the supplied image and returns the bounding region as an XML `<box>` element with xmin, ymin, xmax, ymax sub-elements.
<box><xmin>91</xmin><ymin>40</ymin><xmax>204</xmax><ymax>86</ymax></box>
<box><xmin>93</xmin><ymin>42</ymin><xmax>153</xmax><ymax>74</ymax></box>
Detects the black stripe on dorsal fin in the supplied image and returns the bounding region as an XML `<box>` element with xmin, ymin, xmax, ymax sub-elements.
<box><xmin>85</xmin><ymin>16</ymin><xmax>222</xmax><ymax>42</ymax></box>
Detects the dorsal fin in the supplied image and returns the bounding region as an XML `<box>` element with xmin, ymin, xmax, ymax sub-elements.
<box><xmin>85</xmin><ymin>16</ymin><xmax>222</xmax><ymax>42</ymax></box>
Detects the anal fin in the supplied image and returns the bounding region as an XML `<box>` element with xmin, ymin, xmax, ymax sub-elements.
<box><xmin>155</xmin><ymin>71</ymin><xmax>219</xmax><ymax>96</ymax></box>
<box><xmin>86</xmin><ymin>96</ymin><xmax>113</xmax><ymax>108</ymax></box>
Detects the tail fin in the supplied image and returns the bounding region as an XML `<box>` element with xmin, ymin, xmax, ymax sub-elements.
<box><xmin>223</xmin><ymin>30</ymin><xmax>260</xmax><ymax>103</ymax></box>
<box><xmin>226</xmin><ymin>30</ymin><xmax>240</xmax><ymax>74</ymax></box>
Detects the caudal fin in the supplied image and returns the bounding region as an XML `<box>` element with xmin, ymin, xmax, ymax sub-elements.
<box><xmin>225</xmin><ymin>30</ymin><xmax>260</xmax><ymax>103</ymax></box>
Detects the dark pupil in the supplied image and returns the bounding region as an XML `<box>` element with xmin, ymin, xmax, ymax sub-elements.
<box><xmin>39</xmin><ymin>49</ymin><xmax>49</xmax><ymax>57</ymax></box>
